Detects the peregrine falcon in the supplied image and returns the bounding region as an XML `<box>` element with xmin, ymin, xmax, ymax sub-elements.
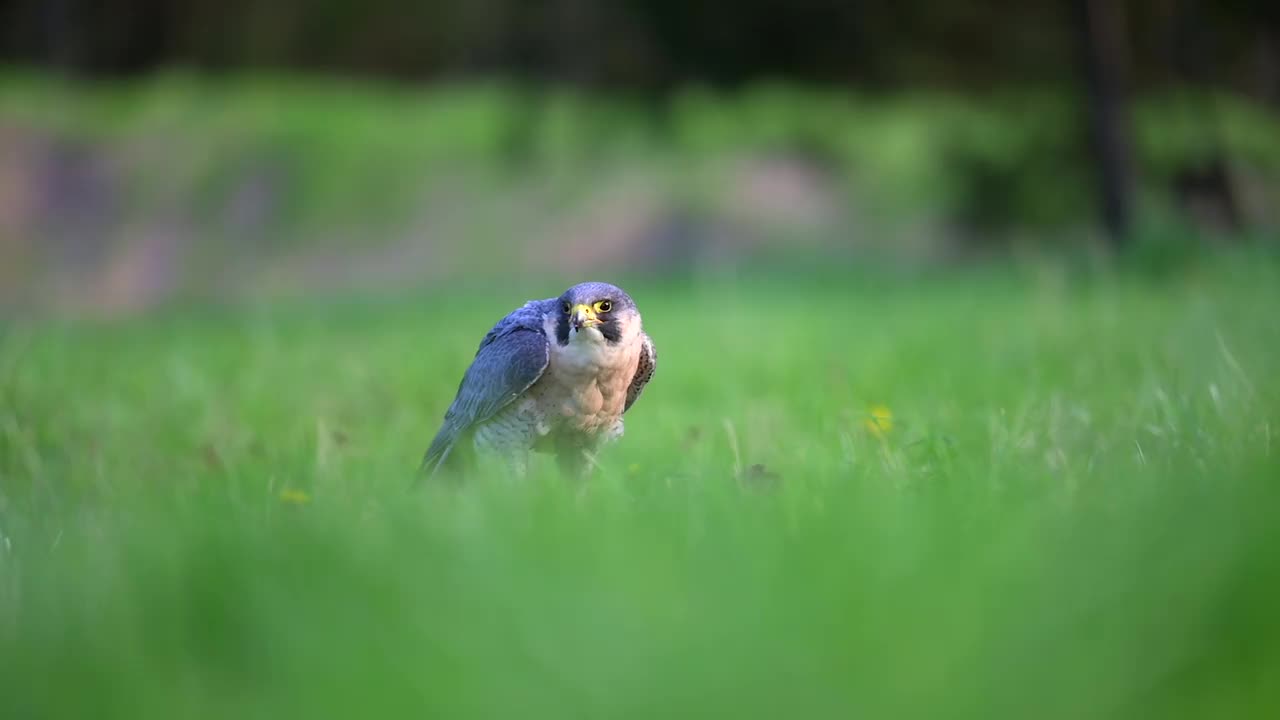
<box><xmin>419</xmin><ymin>281</ymin><xmax>656</xmax><ymax>479</ymax></box>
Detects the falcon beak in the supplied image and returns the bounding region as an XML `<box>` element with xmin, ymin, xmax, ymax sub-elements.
<box><xmin>570</xmin><ymin>304</ymin><xmax>600</xmax><ymax>331</ymax></box>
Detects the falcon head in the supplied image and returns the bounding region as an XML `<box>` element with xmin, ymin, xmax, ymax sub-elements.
<box><xmin>555</xmin><ymin>281</ymin><xmax>641</xmax><ymax>346</ymax></box>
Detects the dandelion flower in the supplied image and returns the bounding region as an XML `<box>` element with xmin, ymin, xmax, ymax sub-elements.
<box><xmin>279</xmin><ymin>489</ymin><xmax>311</xmax><ymax>505</ymax></box>
<box><xmin>864</xmin><ymin>405</ymin><xmax>894</xmax><ymax>437</ymax></box>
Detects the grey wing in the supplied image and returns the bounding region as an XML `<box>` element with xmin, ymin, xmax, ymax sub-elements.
<box><xmin>420</xmin><ymin>324</ymin><xmax>550</xmax><ymax>475</ymax></box>
<box><xmin>624</xmin><ymin>332</ymin><xmax>656</xmax><ymax>413</ymax></box>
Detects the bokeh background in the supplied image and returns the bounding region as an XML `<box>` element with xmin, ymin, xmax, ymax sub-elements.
<box><xmin>2</xmin><ymin>0</ymin><xmax>1278</xmax><ymax>312</ymax></box>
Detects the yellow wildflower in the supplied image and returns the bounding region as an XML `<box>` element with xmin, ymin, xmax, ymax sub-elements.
<box><xmin>279</xmin><ymin>489</ymin><xmax>311</xmax><ymax>505</ymax></box>
<box><xmin>864</xmin><ymin>405</ymin><xmax>894</xmax><ymax>437</ymax></box>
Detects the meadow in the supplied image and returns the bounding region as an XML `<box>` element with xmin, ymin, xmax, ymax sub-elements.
<box><xmin>1</xmin><ymin>253</ymin><xmax>1278</xmax><ymax>719</ymax></box>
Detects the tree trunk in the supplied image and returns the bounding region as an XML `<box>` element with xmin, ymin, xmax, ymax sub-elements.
<box><xmin>1073</xmin><ymin>0</ymin><xmax>1136</xmax><ymax>247</ymax></box>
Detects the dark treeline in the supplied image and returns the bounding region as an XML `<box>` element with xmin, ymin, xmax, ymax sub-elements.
<box><xmin>2</xmin><ymin>0</ymin><xmax>1278</xmax><ymax>100</ymax></box>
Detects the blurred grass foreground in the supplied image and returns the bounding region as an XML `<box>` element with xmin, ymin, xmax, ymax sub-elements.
<box><xmin>2</xmin><ymin>253</ymin><xmax>1279</xmax><ymax>718</ymax></box>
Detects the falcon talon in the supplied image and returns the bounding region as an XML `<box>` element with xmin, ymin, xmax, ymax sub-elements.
<box><xmin>418</xmin><ymin>281</ymin><xmax>656</xmax><ymax>482</ymax></box>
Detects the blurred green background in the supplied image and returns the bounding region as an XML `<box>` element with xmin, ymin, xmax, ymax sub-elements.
<box><xmin>1</xmin><ymin>0</ymin><xmax>1278</xmax><ymax>310</ymax></box>
<box><xmin>2</xmin><ymin>2</ymin><xmax>1279</xmax><ymax>718</ymax></box>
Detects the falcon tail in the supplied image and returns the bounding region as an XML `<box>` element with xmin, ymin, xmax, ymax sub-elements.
<box><xmin>414</xmin><ymin>428</ymin><xmax>457</xmax><ymax>485</ymax></box>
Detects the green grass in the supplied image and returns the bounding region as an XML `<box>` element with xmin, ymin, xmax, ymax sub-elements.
<box><xmin>2</xmin><ymin>255</ymin><xmax>1279</xmax><ymax>718</ymax></box>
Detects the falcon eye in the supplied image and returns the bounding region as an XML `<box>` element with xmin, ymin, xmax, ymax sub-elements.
<box><xmin>595</xmin><ymin>300</ymin><xmax>612</xmax><ymax>313</ymax></box>
<box><xmin>562</xmin><ymin>301</ymin><xmax>571</xmax><ymax>314</ymax></box>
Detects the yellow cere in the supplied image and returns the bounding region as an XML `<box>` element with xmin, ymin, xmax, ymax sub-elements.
<box><xmin>570</xmin><ymin>303</ymin><xmax>602</xmax><ymax>326</ymax></box>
